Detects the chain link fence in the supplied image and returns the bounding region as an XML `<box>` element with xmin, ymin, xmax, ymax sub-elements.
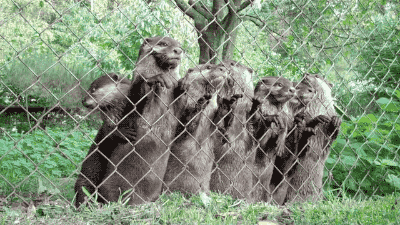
<box><xmin>1</xmin><ymin>0</ymin><xmax>399</xmax><ymax>210</ymax></box>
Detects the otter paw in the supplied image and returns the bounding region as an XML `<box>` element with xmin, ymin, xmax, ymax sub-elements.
<box><xmin>265</xmin><ymin>115</ymin><xmax>285</xmax><ymax>129</ymax></box>
<box><xmin>147</xmin><ymin>73</ymin><xmax>178</xmax><ymax>89</ymax></box>
<box><xmin>198</xmin><ymin>94</ymin><xmax>212</xmax><ymax>103</ymax></box>
<box><xmin>303</xmin><ymin>127</ymin><xmax>316</xmax><ymax>135</ymax></box>
<box><xmin>254</xmin><ymin>96</ymin><xmax>265</xmax><ymax>105</ymax></box>
<box><xmin>294</xmin><ymin>113</ymin><xmax>306</xmax><ymax>123</ymax></box>
<box><xmin>315</xmin><ymin>115</ymin><xmax>331</xmax><ymax>124</ymax></box>
<box><xmin>118</xmin><ymin>128</ymin><xmax>136</xmax><ymax>142</ymax></box>
<box><xmin>227</xmin><ymin>94</ymin><xmax>243</xmax><ymax>107</ymax></box>
<box><xmin>330</xmin><ymin>116</ymin><xmax>342</xmax><ymax>128</ymax></box>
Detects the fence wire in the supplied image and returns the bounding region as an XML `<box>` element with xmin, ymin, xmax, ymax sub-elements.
<box><xmin>0</xmin><ymin>0</ymin><xmax>399</xmax><ymax>210</ymax></box>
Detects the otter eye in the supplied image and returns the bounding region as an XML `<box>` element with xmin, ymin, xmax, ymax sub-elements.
<box><xmin>206</xmin><ymin>65</ymin><xmax>212</xmax><ymax>70</ymax></box>
<box><xmin>276</xmin><ymin>83</ymin><xmax>283</xmax><ymax>87</ymax></box>
<box><xmin>230</xmin><ymin>62</ymin><xmax>235</xmax><ymax>66</ymax></box>
<box><xmin>158</xmin><ymin>42</ymin><xmax>168</xmax><ymax>46</ymax></box>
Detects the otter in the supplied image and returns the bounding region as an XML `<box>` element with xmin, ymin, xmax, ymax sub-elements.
<box><xmin>283</xmin><ymin>73</ymin><xmax>341</xmax><ymax>203</ymax></box>
<box><xmin>269</xmin><ymin>81</ymin><xmax>331</xmax><ymax>205</ymax></box>
<box><xmin>98</xmin><ymin>36</ymin><xmax>184</xmax><ymax>205</ymax></box>
<box><xmin>209</xmin><ymin>60</ymin><xmax>255</xmax><ymax>200</ymax></box>
<box><xmin>74</xmin><ymin>73</ymin><xmax>134</xmax><ymax>208</ymax></box>
<box><xmin>249</xmin><ymin>76</ymin><xmax>296</xmax><ymax>203</ymax></box>
<box><xmin>163</xmin><ymin>64</ymin><xmax>242</xmax><ymax>195</ymax></box>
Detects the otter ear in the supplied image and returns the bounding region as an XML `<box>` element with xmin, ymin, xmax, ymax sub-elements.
<box><xmin>144</xmin><ymin>38</ymin><xmax>153</xmax><ymax>45</ymax></box>
<box><xmin>247</xmin><ymin>67</ymin><xmax>253</xmax><ymax>73</ymax></box>
<box><xmin>110</xmin><ymin>73</ymin><xmax>119</xmax><ymax>81</ymax></box>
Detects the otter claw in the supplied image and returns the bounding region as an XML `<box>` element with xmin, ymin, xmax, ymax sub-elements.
<box><xmin>315</xmin><ymin>115</ymin><xmax>330</xmax><ymax>124</ymax></box>
<box><xmin>303</xmin><ymin>127</ymin><xmax>316</xmax><ymax>135</ymax></box>
<box><xmin>228</xmin><ymin>94</ymin><xmax>243</xmax><ymax>107</ymax></box>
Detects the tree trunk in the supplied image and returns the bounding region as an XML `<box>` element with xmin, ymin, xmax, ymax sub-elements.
<box><xmin>174</xmin><ymin>0</ymin><xmax>249</xmax><ymax>64</ymax></box>
<box><xmin>198</xmin><ymin>22</ymin><xmax>226</xmax><ymax>64</ymax></box>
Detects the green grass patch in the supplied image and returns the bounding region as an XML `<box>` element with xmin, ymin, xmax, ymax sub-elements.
<box><xmin>0</xmin><ymin>125</ymin><xmax>96</xmax><ymax>200</ymax></box>
<box><xmin>0</xmin><ymin>51</ymin><xmax>104</xmax><ymax>108</ymax></box>
<box><xmin>0</xmin><ymin>192</ymin><xmax>399</xmax><ymax>224</ymax></box>
<box><xmin>289</xmin><ymin>194</ymin><xmax>400</xmax><ymax>225</ymax></box>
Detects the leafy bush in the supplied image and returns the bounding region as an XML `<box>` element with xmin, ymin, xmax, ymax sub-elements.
<box><xmin>0</xmin><ymin>126</ymin><xmax>95</xmax><ymax>195</ymax></box>
<box><xmin>326</xmin><ymin>91</ymin><xmax>400</xmax><ymax>197</ymax></box>
<box><xmin>0</xmin><ymin>0</ymin><xmax>198</xmax><ymax>108</ymax></box>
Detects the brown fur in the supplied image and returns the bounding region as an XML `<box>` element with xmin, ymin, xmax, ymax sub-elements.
<box><xmin>269</xmin><ymin>82</ymin><xmax>318</xmax><ymax>205</ymax></box>
<box><xmin>284</xmin><ymin>74</ymin><xmax>341</xmax><ymax>203</ymax></box>
<box><xmin>163</xmin><ymin>64</ymin><xmax>239</xmax><ymax>195</ymax></box>
<box><xmin>99</xmin><ymin>36</ymin><xmax>183</xmax><ymax>205</ymax></box>
<box><xmin>74</xmin><ymin>73</ymin><xmax>132</xmax><ymax>208</ymax></box>
<box><xmin>209</xmin><ymin>60</ymin><xmax>255</xmax><ymax>200</ymax></box>
<box><xmin>249</xmin><ymin>76</ymin><xmax>295</xmax><ymax>203</ymax></box>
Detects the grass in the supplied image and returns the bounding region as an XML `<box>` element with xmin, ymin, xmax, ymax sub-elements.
<box><xmin>0</xmin><ymin>114</ymin><xmax>98</xmax><ymax>200</ymax></box>
<box><xmin>0</xmin><ymin>52</ymin><xmax>111</xmax><ymax>108</ymax></box>
<box><xmin>0</xmin><ymin>191</ymin><xmax>399</xmax><ymax>224</ymax></box>
<box><xmin>0</xmin><ymin>112</ymin><xmax>399</xmax><ymax>224</ymax></box>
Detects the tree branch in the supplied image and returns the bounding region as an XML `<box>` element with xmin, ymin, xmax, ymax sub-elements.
<box><xmin>312</xmin><ymin>40</ymin><xmax>358</xmax><ymax>50</ymax></box>
<box><xmin>227</xmin><ymin>0</ymin><xmax>236</xmax><ymax>16</ymax></box>
<box><xmin>237</xmin><ymin>0</ymin><xmax>251</xmax><ymax>13</ymax></box>
<box><xmin>213</xmin><ymin>0</ymin><xmax>225</xmax><ymax>20</ymax></box>
<box><xmin>243</xmin><ymin>15</ymin><xmax>265</xmax><ymax>27</ymax></box>
<box><xmin>189</xmin><ymin>0</ymin><xmax>214</xmax><ymax>21</ymax></box>
<box><xmin>173</xmin><ymin>0</ymin><xmax>206</xmax><ymax>23</ymax></box>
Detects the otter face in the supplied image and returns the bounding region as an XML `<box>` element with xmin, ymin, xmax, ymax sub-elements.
<box><xmin>82</xmin><ymin>74</ymin><xmax>130</xmax><ymax>110</ymax></box>
<box><xmin>255</xmin><ymin>77</ymin><xmax>295</xmax><ymax>103</ymax></box>
<box><xmin>221</xmin><ymin>59</ymin><xmax>254</xmax><ymax>90</ymax></box>
<box><xmin>181</xmin><ymin>64</ymin><xmax>228</xmax><ymax>108</ymax></box>
<box><xmin>140</xmin><ymin>36</ymin><xmax>183</xmax><ymax>70</ymax></box>
<box><xmin>295</xmin><ymin>82</ymin><xmax>316</xmax><ymax>106</ymax></box>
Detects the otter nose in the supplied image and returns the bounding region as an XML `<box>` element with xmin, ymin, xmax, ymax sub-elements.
<box><xmin>82</xmin><ymin>97</ymin><xmax>96</xmax><ymax>109</ymax></box>
<box><xmin>173</xmin><ymin>48</ymin><xmax>183</xmax><ymax>55</ymax></box>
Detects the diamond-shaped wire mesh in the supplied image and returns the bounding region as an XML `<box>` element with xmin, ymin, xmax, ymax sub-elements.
<box><xmin>0</xmin><ymin>0</ymin><xmax>399</xmax><ymax>210</ymax></box>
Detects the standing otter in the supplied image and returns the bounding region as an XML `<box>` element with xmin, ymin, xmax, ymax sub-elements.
<box><xmin>210</xmin><ymin>60</ymin><xmax>255</xmax><ymax>200</ymax></box>
<box><xmin>163</xmin><ymin>64</ymin><xmax>242</xmax><ymax>195</ymax></box>
<box><xmin>269</xmin><ymin>81</ymin><xmax>330</xmax><ymax>205</ymax></box>
<box><xmin>249</xmin><ymin>76</ymin><xmax>296</xmax><ymax>203</ymax></box>
<box><xmin>99</xmin><ymin>36</ymin><xmax>183</xmax><ymax>205</ymax></box>
<box><xmin>284</xmin><ymin>73</ymin><xmax>341</xmax><ymax>203</ymax></box>
<box><xmin>74</xmin><ymin>73</ymin><xmax>133</xmax><ymax>208</ymax></box>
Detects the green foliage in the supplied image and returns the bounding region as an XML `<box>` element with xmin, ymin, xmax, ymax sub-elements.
<box><xmin>1</xmin><ymin>191</ymin><xmax>399</xmax><ymax>224</ymax></box>
<box><xmin>326</xmin><ymin>97</ymin><xmax>400</xmax><ymax>197</ymax></box>
<box><xmin>0</xmin><ymin>126</ymin><xmax>95</xmax><ymax>195</ymax></box>
<box><xmin>355</xmin><ymin>9</ymin><xmax>400</xmax><ymax>90</ymax></box>
<box><xmin>0</xmin><ymin>0</ymin><xmax>198</xmax><ymax>109</ymax></box>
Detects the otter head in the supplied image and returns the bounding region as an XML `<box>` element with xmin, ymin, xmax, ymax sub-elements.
<box><xmin>300</xmin><ymin>73</ymin><xmax>335</xmax><ymax>115</ymax></box>
<box><xmin>180</xmin><ymin>64</ymin><xmax>228</xmax><ymax>108</ymax></box>
<box><xmin>82</xmin><ymin>73</ymin><xmax>131</xmax><ymax>124</ymax></box>
<box><xmin>290</xmin><ymin>81</ymin><xmax>316</xmax><ymax>107</ymax></box>
<box><xmin>139</xmin><ymin>36</ymin><xmax>183</xmax><ymax>71</ymax></box>
<box><xmin>255</xmin><ymin>76</ymin><xmax>296</xmax><ymax>105</ymax></box>
<box><xmin>221</xmin><ymin>59</ymin><xmax>254</xmax><ymax>91</ymax></box>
